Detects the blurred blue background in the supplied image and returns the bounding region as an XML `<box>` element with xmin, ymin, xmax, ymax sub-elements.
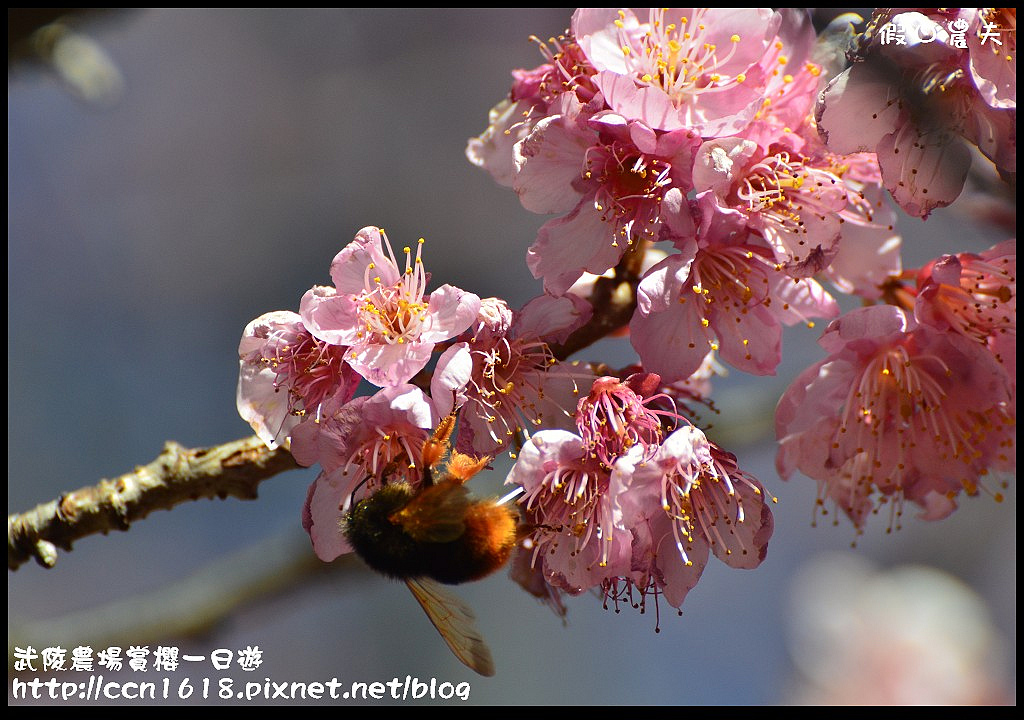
<box><xmin>8</xmin><ymin>8</ymin><xmax>1015</xmax><ymax>704</ymax></box>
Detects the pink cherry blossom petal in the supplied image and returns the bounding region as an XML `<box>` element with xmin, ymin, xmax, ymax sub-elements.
<box><xmin>420</xmin><ymin>284</ymin><xmax>481</xmax><ymax>343</ymax></box>
<box><xmin>304</xmin><ymin>469</ymin><xmax>354</xmax><ymax>562</ymax></box>
<box><xmin>876</xmin><ymin>124</ymin><xmax>971</xmax><ymax>219</ymax></box>
<box><xmin>346</xmin><ymin>341</ymin><xmax>435</xmax><ymax>389</ymax></box>
<box><xmin>817</xmin><ymin>65</ymin><xmax>901</xmax><ymax>154</ymax></box>
<box><xmin>514</xmin><ymin>116</ymin><xmax>590</xmax><ymax>214</ymax></box>
<box><xmin>467</xmin><ymin>98</ymin><xmax>537</xmax><ymax>188</ymax></box>
<box><xmin>527</xmin><ymin>197</ymin><xmax>625</xmax><ymax>296</ymax></box>
<box><xmin>329</xmin><ymin>227</ymin><xmax>400</xmax><ymax>294</ymax></box>
<box><xmin>515</xmin><ymin>293</ymin><xmax>592</xmax><ymax>342</ymax></box>
<box><xmin>431</xmin><ymin>343</ymin><xmax>472</xmax><ymax>419</ymax></box>
<box><xmin>299</xmin><ymin>287</ymin><xmax>361</xmax><ymax>346</ymax></box>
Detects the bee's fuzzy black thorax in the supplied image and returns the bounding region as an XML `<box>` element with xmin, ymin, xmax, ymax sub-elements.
<box><xmin>344</xmin><ymin>483</ymin><xmax>427</xmax><ymax>581</ymax></box>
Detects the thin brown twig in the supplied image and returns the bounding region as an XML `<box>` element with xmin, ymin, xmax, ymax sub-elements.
<box><xmin>8</xmin><ymin>435</ymin><xmax>301</xmax><ymax>572</ymax></box>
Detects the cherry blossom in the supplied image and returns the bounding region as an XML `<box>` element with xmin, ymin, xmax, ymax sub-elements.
<box><xmin>631</xmin><ymin>212</ymin><xmax>838</xmax><ymax>381</ymax></box>
<box><xmin>776</xmin><ymin>305</ymin><xmax>1015</xmax><ymax>531</ymax></box>
<box><xmin>616</xmin><ymin>425</ymin><xmax>774</xmax><ymax>608</ymax></box>
<box><xmin>434</xmin><ymin>294</ymin><xmax>592</xmax><ymax>457</ymax></box>
<box><xmin>914</xmin><ymin>240</ymin><xmax>1016</xmax><ymax>370</ymax></box>
<box><xmin>237</xmin><ymin>310</ymin><xmax>359</xmax><ymax>449</ymax></box>
<box><xmin>816</xmin><ymin>9</ymin><xmax>1016</xmax><ymax>218</ymax></box>
<box><xmin>299</xmin><ymin>226</ymin><xmax>481</xmax><ymax>387</ymax></box>
<box><xmin>572</xmin><ymin>8</ymin><xmax>785</xmax><ymax>137</ymax></box>
<box><xmin>509</xmin><ymin>373</ymin><xmax>773</xmax><ymax>612</ymax></box>
<box><xmin>515</xmin><ymin>109</ymin><xmax>699</xmax><ymax>294</ymax></box>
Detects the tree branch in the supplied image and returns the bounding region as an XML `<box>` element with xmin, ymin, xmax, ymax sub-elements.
<box><xmin>8</xmin><ymin>435</ymin><xmax>301</xmax><ymax>572</ymax></box>
<box><xmin>549</xmin><ymin>242</ymin><xmax>646</xmax><ymax>361</ymax></box>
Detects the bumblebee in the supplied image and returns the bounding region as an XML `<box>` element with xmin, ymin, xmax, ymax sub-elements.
<box><xmin>343</xmin><ymin>414</ymin><xmax>520</xmax><ymax>675</ymax></box>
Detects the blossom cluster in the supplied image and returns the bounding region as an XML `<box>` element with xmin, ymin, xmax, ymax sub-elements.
<box><xmin>469</xmin><ymin>7</ymin><xmax>899</xmax><ymax>382</ymax></box>
<box><xmin>237</xmin><ymin>7</ymin><xmax>1015</xmax><ymax>624</ymax></box>
<box><xmin>776</xmin><ymin>242</ymin><xmax>1015</xmax><ymax>530</ymax></box>
<box><xmin>468</xmin><ymin>7</ymin><xmax>1015</xmax><ymax>535</ymax></box>
<box><xmin>816</xmin><ymin>8</ymin><xmax>1016</xmax><ymax>218</ymax></box>
<box><xmin>237</xmin><ymin>225</ymin><xmax>592</xmax><ymax>561</ymax></box>
<box><xmin>509</xmin><ymin>373</ymin><xmax>774</xmax><ymax>615</ymax></box>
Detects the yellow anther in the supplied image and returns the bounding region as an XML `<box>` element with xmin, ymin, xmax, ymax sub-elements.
<box><xmin>730</xmin><ymin>34</ymin><xmax>740</xmax><ymax>43</ymax></box>
<box><xmin>736</xmin><ymin>73</ymin><xmax>746</xmax><ymax>83</ymax></box>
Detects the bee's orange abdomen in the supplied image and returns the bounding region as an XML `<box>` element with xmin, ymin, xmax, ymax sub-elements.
<box><xmin>463</xmin><ymin>503</ymin><xmax>518</xmax><ymax>565</ymax></box>
<box><xmin>419</xmin><ymin>502</ymin><xmax>518</xmax><ymax>585</ymax></box>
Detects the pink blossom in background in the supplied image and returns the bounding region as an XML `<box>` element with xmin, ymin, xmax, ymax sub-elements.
<box><xmin>299</xmin><ymin>226</ymin><xmax>481</xmax><ymax>387</ymax></box>
<box><xmin>776</xmin><ymin>305</ymin><xmax>1015</xmax><ymax>531</ymax></box>
<box><xmin>237</xmin><ymin>310</ymin><xmax>359</xmax><ymax>449</ymax></box>
<box><xmin>787</xmin><ymin>555</ymin><xmax>1013</xmax><ymax>705</ymax></box>
<box><xmin>815</xmin><ymin>8</ymin><xmax>1016</xmax><ymax>218</ymax></box>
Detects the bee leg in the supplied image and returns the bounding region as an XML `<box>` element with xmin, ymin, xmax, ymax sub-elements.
<box><xmin>422</xmin><ymin>414</ymin><xmax>457</xmax><ymax>483</ymax></box>
<box><xmin>446</xmin><ymin>452</ymin><xmax>490</xmax><ymax>483</ymax></box>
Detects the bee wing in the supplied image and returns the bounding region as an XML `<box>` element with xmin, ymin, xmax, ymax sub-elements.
<box><xmin>390</xmin><ymin>480</ymin><xmax>471</xmax><ymax>543</ymax></box>
<box><xmin>405</xmin><ymin>577</ymin><xmax>495</xmax><ymax>677</ymax></box>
